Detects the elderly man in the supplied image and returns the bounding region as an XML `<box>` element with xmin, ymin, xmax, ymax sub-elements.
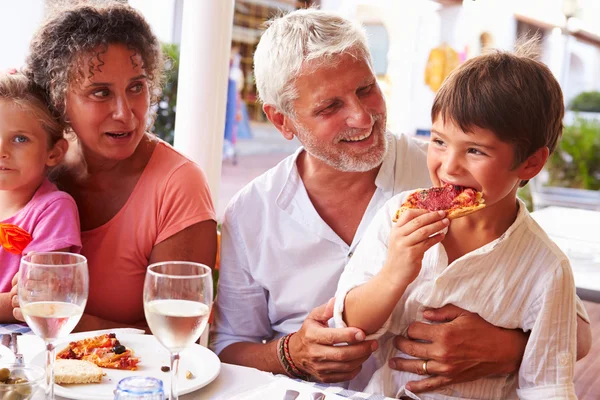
<box><xmin>210</xmin><ymin>8</ymin><xmax>591</xmax><ymax>393</ymax></box>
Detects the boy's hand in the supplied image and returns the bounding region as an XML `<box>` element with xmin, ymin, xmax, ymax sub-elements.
<box><xmin>384</xmin><ymin>209</ymin><xmax>448</xmax><ymax>285</ymax></box>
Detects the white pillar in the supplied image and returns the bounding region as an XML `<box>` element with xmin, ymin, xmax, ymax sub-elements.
<box><xmin>174</xmin><ymin>0</ymin><xmax>234</xmax><ymax>204</ymax></box>
<box><xmin>174</xmin><ymin>0</ymin><xmax>233</xmax><ymax>348</ymax></box>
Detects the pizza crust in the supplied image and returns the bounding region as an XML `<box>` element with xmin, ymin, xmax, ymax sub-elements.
<box><xmin>446</xmin><ymin>203</ymin><xmax>486</xmax><ymax>219</ymax></box>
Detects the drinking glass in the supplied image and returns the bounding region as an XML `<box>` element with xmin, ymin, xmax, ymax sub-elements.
<box><xmin>143</xmin><ymin>262</ymin><xmax>212</xmax><ymax>400</ymax></box>
<box><xmin>114</xmin><ymin>376</ymin><xmax>165</xmax><ymax>399</ymax></box>
<box><xmin>18</xmin><ymin>252</ymin><xmax>88</xmax><ymax>400</ymax></box>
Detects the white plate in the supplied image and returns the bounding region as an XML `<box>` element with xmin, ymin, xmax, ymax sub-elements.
<box><xmin>0</xmin><ymin>345</ymin><xmax>15</xmax><ymax>364</ymax></box>
<box><xmin>31</xmin><ymin>333</ymin><xmax>220</xmax><ymax>400</ymax></box>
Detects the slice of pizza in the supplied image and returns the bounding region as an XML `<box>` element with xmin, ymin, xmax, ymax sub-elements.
<box><xmin>56</xmin><ymin>333</ymin><xmax>140</xmax><ymax>371</ymax></box>
<box><xmin>393</xmin><ymin>184</ymin><xmax>485</xmax><ymax>222</ymax></box>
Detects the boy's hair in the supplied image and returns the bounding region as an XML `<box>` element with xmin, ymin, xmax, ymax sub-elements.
<box><xmin>0</xmin><ymin>70</ymin><xmax>65</xmax><ymax>147</ymax></box>
<box><xmin>26</xmin><ymin>1</ymin><xmax>164</xmax><ymax>128</ymax></box>
<box><xmin>431</xmin><ymin>39</ymin><xmax>564</xmax><ymax>186</ymax></box>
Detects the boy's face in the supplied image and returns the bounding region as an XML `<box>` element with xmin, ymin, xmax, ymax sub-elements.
<box><xmin>428</xmin><ymin>116</ymin><xmax>523</xmax><ymax>211</ymax></box>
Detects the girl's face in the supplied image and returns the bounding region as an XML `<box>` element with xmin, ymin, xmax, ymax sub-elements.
<box><xmin>64</xmin><ymin>43</ymin><xmax>150</xmax><ymax>165</ymax></box>
<box><xmin>0</xmin><ymin>99</ymin><xmax>65</xmax><ymax>193</ymax></box>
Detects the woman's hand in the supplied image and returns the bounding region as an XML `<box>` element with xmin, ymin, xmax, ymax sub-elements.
<box><xmin>389</xmin><ymin>304</ymin><xmax>527</xmax><ymax>393</ymax></box>
<box><xmin>384</xmin><ymin>209</ymin><xmax>448</xmax><ymax>286</ymax></box>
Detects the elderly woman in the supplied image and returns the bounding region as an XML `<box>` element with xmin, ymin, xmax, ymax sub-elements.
<box><xmin>12</xmin><ymin>1</ymin><xmax>217</xmax><ymax>330</ymax></box>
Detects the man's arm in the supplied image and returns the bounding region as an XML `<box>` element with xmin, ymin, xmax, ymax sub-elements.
<box><xmin>389</xmin><ymin>304</ymin><xmax>590</xmax><ymax>393</ymax></box>
<box><xmin>576</xmin><ymin>315</ymin><xmax>591</xmax><ymax>360</ymax></box>
<box><xmin>220</xmin><ymin>300</ymin><xmax>376</xmax><ymax>383</ymax></box>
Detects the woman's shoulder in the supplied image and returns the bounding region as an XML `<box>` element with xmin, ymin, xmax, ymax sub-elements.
<box><xmin>137</xmin><ymin>139</ymin><xmax>210</xmax><ymax>198</ymax></box>
<box><xmin>146</xmin><ymin>140</ymin><xmax>205</xmax><ymax>178</ymax></box>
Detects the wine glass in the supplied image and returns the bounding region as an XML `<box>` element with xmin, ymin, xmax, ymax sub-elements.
<box><xmin>18</xmin><ymin>252</ymin><xmax>88</xmax><ymax>400</ymax></box>
<box><xmin>143</xmin><ymin>262</ymin><xmax>212</xmax><ymax>400</ymax></box>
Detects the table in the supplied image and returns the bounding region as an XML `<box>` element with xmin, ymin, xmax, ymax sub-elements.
<box><xmin>531</xmin><ymin>206</ymin><xmax>600</xmax><ymax>302</ymax></box>
<box><xmin>2</xmin><ymin>331</ymin><xmax>389</xmax><ymax>400</ymax></box>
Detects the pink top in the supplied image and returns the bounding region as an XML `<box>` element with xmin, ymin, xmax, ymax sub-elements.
<box><xmin>82</xmin><ymin>141</ymin><xmax>216</xmax><ymax>325</ymax></box>
<box><xmin>0</xmin><ymin>179</ymin><xmax>81</xmax><ymax>292</ymax></box>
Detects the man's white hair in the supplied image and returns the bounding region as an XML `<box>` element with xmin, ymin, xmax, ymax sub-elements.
<box><xmin>254</xmin><ymin>8</ymin><xmax>373</xmax><ymax>116</ymax></box>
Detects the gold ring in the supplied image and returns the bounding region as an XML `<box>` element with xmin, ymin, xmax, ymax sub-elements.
<box><xmin>423</xmin><ymin>360</ymin><xmax>429</xmax><ymax>375</ymax></box>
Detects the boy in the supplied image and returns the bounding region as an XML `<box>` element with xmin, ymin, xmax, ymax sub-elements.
<box><xmin>334</xmin><ymin>46</ymin><xmax>577</xmax><ymax>399</ymax></box>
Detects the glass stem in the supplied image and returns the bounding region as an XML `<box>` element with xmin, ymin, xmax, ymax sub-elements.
<box><xmin>169</xmin><ymin>352</ymin><xmax>180</xmax><ymax>400</ymax></box>
<box><xmin>45</xmin><ymin>341</ymin><xmax>55</xmax><ymax>400</ymax></box>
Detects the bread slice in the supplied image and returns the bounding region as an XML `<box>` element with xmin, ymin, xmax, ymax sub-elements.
<box><xmin>54</xmin><ymin>359</ymin><xmax>104</xmax><ymax>384</ymax></box>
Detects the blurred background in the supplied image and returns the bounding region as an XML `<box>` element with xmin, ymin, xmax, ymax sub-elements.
<box><xmin>1</xmin><ymin>1</ymin><xmax>599</xmax><ymax>398</ymax></box>
<box><xmin>2</xmin><ymin>0</ymin><xmax>599</xmax><ymax>218</ymax></box>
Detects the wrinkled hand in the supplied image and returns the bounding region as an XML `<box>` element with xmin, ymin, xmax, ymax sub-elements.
<box><xmin>289</xmin><ymin>298</ymin><xmax>378</xmax><ymax>383</ymax></box>
<box><xmin>389</xmin><ymin>304</ymin><xmax>528</xmax><ymax>393</ymax></box>
<box><xmin>386</xmin><ymin>209</ymin><xmax>447</xmax><ymax>285</ymax></box>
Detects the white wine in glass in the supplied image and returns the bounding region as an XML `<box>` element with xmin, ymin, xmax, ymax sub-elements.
<box><xmin>19</xmin><ymin>252</ymin><xmax>88</xmax><ymax>400</ymax></box>
<box><xmin>143</xmin><ymin>262</ymin><xmax>212</xmax><ymax>400</ymax></box>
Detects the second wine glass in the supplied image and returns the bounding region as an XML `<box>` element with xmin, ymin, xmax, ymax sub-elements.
<box><xmin>143</xmin><ymin>262</ymin><xmax>213</xmax><ymax>400</ymax></box>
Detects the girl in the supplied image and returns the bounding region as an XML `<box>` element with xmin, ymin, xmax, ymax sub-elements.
<box><xmin>0</xmin><ymin>70</ymin><xmax>81</xmax><ymax>322</ymax></box>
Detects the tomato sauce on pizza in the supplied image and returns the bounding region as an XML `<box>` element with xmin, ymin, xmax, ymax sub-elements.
<box><xmin>56</xmin><ymin>333</ymin><xmax>140</xmax><ymax>370</ymax></box>
<box><xmin>394</xmin><ymin>184</ymin><xmax>485</xmax><ymax>221</ymax></box>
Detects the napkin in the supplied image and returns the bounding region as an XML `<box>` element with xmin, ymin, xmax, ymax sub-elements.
<box><xmin>227</xmin><ymin>377</ymin><xmax>346</xmax><ymax>400</ymax></box>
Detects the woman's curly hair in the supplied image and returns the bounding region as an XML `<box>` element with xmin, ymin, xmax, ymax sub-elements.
<box><xmin>26</xmin><ymin>1</ymin><xmax>165</xmax><ymax>127</ymax></box>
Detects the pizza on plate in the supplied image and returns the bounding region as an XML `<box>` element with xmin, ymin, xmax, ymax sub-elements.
<box><xmin>393</xmin><ymin>184</ymin><xmax>485</xmax><ymax>222</ymax></box>
<box><xmin>56</xmin><ymin>333</ymin><xmax>140</xmax><ymax>370</ymax></box>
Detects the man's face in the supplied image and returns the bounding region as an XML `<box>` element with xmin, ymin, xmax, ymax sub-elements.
<box><xmin>285</xmin><ymin>53</ymin><xmax>387</xmax><ymax>172</ymax></box>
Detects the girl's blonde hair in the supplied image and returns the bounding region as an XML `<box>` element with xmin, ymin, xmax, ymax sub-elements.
<box><xmin>0</xmin><ymin>70</ymin><xmax>65</xmax><ymax>147</ymax></box>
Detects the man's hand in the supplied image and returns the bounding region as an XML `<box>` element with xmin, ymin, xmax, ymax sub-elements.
<box><xmin>389</xmin><ymin>304</ymin><xmax>527</xmax><ymax>393</ymax></box>
<box><xmin>289</xmin><ymin>298</ymin><xmax>378</xmax><ymax>383</ymax></box>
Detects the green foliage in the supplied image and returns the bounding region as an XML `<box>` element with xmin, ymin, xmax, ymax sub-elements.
<box><xmin>151</xmin><ymin>43</ymin><xmax>180</xmax><ymax>145</ymax></box>
<box><xmin>568</xmin><ymin>91</ymin><xmax>600</xmax><ymax>112</ymax></box>
<box><xmin>546</xmin><ymin>118</ymin><xmax>600</xmax><ymax>190</ymax></box>
<box><xmin>517</xmin><ymin>186</ymin><xmax>533</xmax><ymax>211</ymax></box>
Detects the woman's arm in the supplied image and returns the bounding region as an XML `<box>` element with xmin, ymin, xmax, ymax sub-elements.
<box><xmin>148</xmin><ymin>219</ymin><xmax>217</xmax><ymax>267</ymax></box>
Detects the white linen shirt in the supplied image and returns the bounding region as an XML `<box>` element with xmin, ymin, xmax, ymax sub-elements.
<box><xmin>334</xmin><ymin>194</ymin><xmax>578</xmax><ymax>399</ymax></box>
<box><xmin>210</xmin><ymin>132</ymin><xmax>431</xmax><ymax>389</ymax></box>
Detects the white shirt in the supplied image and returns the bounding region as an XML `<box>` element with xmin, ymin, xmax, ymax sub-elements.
<box><xmin>334</xmin><ymin>194</ymin><xmax>579</xmax><ymax>399</ymax></box>
<box><xmin>210</xmin><ymin>132</ymin><xmax>431</xmax><ymax>390</ymax></box>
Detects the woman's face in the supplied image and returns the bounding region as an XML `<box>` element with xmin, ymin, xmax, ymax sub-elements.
<box><xmin>65</xmin><ymin>44</ymin><xmax>150</xmax><ymax>163</ymax></box>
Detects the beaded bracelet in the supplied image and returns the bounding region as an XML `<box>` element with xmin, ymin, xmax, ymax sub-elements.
<box><xmin>277</xmin><ymin>333</ymin><xmax>309</xmax><ymax>380</ymax></box>
<box><xmin>276</xmin><ymin>336</ymin><xmax>292</xmax><ymax>376</ymax></box>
